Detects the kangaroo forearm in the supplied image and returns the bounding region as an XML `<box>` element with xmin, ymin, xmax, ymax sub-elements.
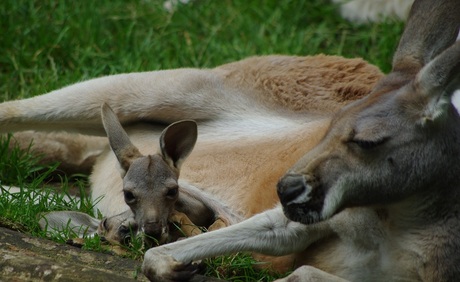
<box><xmin>146</xmin><ymin>207</ymin><xmax>327</xmax><ymax>264</ymax></box>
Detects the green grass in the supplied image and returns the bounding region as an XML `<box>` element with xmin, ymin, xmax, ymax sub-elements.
<box><xmin>0</xmin><ymin>134</ymin><xmax>45</xmax><ymax>185</ymax></box>
<box><xmin>0</xmin><ymin>0</ymin><xmax>404</xmax><ymax>280</ymax></box>
<box><xmin>0</xmin><ymin>134</ymin><xmax>95</xmax><ymax>232</ymax></box>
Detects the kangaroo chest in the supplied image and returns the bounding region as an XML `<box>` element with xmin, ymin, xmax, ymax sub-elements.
<box><xmin>295</xmin><ymin>208</ymin><xmax>460</xmax><ymax>281</ymax></box>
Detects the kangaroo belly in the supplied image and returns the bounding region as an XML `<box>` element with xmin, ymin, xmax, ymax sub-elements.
<box><xmin>180</xmin><ymin>117</ymin><xmax>330</xmax><ymax>217</ymax></box>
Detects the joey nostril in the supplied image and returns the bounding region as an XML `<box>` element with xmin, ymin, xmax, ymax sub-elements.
<box><xmin>143</xmin><ymin>222</ymin><xmax>164</xmax><ymax>239</ymax></box>
<box><xmin>277</xmin><ymin>175</ymin><xmax>307</xmax><ymax>204</ymax></box>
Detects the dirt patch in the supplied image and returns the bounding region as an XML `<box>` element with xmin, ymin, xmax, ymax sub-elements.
<box><xmin>0</xmin><ymin>226</ymin><xmax>146</xmax><ymax>281</ymax></box>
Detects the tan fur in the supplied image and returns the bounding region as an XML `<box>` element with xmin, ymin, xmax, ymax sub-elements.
<box><xmin>216</xmin><ymin>55</ymin><xmax>382</xmax><ymax>113</ymax></box>
<box><xmin>182</xmin><ymin>120</ymin><xmax>332</xmax><ymax>218</ymax></box>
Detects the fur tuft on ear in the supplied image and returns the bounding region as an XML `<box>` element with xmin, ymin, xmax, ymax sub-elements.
<box><xmin>419</xmin><ymin>96</ymin><xmax>451</xmax><ymax>125</ymax></box>
<box><xmin>415</xmin><ymin>41</ymin><xmax>460</xmax><ymax>124</ymax></box>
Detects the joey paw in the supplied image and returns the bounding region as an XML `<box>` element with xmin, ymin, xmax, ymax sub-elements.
<box><xmin>170</xmin><ymin>210</ymin><xmax>203</xmax><ymax>238</ymax></box>
<box><xmin>208</xmin><ymin>217</ymin><xmax>229</xmax><ymax>231</ymax></box>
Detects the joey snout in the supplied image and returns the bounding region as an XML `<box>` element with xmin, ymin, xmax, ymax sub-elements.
<box><xmin>142</xmin><ymin>220</ymin><xmax>170</xmax><ymax>246</ymax></box>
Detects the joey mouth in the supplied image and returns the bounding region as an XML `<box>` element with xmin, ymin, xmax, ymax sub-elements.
<box><xmin>141</xmin><ymin>222</ymin><xmax>170</xmax><ymax>247</ymax></box>
<box><xmin>277</xmin><ymin>174</ymin><xmax>326</xmax><ymax>224</ymax></box>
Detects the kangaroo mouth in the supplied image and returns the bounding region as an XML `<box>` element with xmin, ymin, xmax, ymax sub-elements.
<box><xmin>142</xmin><ymin>225</ymin><xmax>169</xmax><ymax>247</ymax></box>
<box><xmin>281</xmin><ymin>185</ymin><xmax>326</xmax><ymax>224</ymax></box>
<box><xmin>143</xmin><ymin>219</ymin><xmax>198</xmax><ymax>247</ymax></box>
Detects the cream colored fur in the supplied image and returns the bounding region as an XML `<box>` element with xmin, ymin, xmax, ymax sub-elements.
<box><xmin>333</xmin><ymin>0</ymin><xmax>413</xmax><ymax>22</ymax></box>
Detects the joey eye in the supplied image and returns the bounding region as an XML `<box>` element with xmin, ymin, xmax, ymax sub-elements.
<box><xmin>124</xmin><ymin>191</ymin><xmax>136</xmax><ymax>204</ymax></box>
<box><xmin>166</xmin><ymin>187</ymin><xmax>178</xmax><ymax>198</ymax></box>
<box><xmin>118</xmin><ymin>224</ymin><xmax>129</xmax><ymax>233</ymax></box>
<box><xmin>101</xmin><ymin>218</ymin><xmax>108</xmax><ymax>230</ymax></box>
<box><xmin>351</xmin><ymin>138</ymin><xmax>388</xmax><ymax>150</ymax></box>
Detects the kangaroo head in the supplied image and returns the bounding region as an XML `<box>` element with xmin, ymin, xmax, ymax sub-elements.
<box><xmin>101</xmin><ymin>103</ymin><xmax>197</xmax><ymax>245</ymax></box>
<box><xmin>277</xmin><ymin>0</ymin><xmax>460</xmax><ymax>224</ymax></box>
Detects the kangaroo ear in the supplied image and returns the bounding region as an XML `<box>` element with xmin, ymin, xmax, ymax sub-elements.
<box><xmin>101</xmin><ymin>103</ymin><xmax>142</xmax><ymax>175</ymax></box>
<box><xmin>159</xmin><ymin>120</ymin><xmax>197</xmax><ymax>170</ymax></box>
<box><xmin>414</xmin><ymin>41</ymin><xmax>460</xmax><ymax>123</ymax></box>
<box><xmin>39</xmin><ymin>211</ymin><xmax>100</xmax><ymax>238</ymax></box>
<box><xmin>392</xmin><ymin>0</ymin><xmax>460</xmax><ymax>75</ymax></box>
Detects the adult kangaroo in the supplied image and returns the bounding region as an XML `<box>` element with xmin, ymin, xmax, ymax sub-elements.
<box><xmin>139</xmin><ymin>0</ymin><xmax>460</xmax><ymax>281</ymax></box>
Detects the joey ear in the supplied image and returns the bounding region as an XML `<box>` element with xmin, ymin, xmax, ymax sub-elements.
<box><xmin>39</xmin><ymin>211</ymin><xmax>100</xmax><ymax>238</ymax></box>
<box><xmin>101</xmin><ymin>103</ymin><xmax>142</xmax><ymax>173</ymax></box>
<box><xmin>159</xmin><ymin>120</ymin><xmax>197</xmax><ymax>170</ymax></box>
<box><xmin>414</xmin><ymin>41</ymin><xmax>460</xmax><ymax>122</ymax></box>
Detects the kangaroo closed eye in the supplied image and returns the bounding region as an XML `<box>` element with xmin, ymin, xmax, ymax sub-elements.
<box><xmin>351</xmin><ymin>138</ymin><xmax>388</xmax><ymax>149</ymax></box>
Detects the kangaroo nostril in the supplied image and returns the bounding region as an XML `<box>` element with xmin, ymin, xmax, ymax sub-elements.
<box><xmin>277</xmin><ymin>174</ymin><xmax>307</xmax><ymax>204</ymax></box>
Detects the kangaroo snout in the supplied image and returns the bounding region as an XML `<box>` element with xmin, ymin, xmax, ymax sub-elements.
<box><xmin>278</xmin><ymin>173</ymin><xmax>326</xmax><ymax>224</ymax></box>
<box><xmin>143</xmin><ymin>221</ymin><xmax>168</xmax><ymax>244</ymax></box>
<box><xmin>277</xmin><ymin>174</ymin><xmax>310</xmax><ymax>205</ymax></box>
